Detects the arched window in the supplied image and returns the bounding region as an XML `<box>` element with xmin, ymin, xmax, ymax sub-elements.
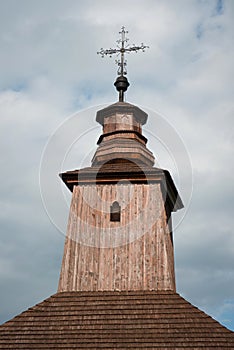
<box><xmin>110</xmin><ymin>201</ymin><xmax>121</xmax><ymax>222</ymax></box>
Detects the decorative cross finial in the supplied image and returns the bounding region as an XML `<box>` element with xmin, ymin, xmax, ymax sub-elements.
<box><xmin>97</xmin><ymin>26</ymin><xmax>149</xmax><ymax>102</ymax></box>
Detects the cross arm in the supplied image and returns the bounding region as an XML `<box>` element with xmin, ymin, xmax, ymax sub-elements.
<box><xmin>97</xmin><ymin>48</ymin><xmax>121</xmax><ymax>57</ymax></box>
<box><xmin>125</xmin><ymin>44</ymin><xmax>149</xmax><ymax>53</ymax></box>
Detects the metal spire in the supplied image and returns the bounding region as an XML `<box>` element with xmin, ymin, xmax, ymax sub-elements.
<box><xmin>97</xmin><ymin>26</ymin><xmax>149</xmax><ymax>102</ymax></box>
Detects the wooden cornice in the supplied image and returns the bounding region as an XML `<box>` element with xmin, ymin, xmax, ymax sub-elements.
<box><xmin>59</xmin><ymin>166</ymin><xmax>183</xmax><ymax>213</ymax></box>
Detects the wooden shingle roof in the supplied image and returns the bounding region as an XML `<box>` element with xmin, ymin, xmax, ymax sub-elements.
<box><xmin>1</xmin><ymin>290</ymin><xmax>234</xmax><ymax>349</ymax></box>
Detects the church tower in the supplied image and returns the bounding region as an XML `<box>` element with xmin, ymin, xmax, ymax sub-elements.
<box><xmin>58</xmin><ymin>27</ymin><xmax>183</xmax><ymax>293</ymax></box>
<box><xmin>1</xmin><ymin>28</ymin><xmax>234</xmax><ymax>349</ymax></box>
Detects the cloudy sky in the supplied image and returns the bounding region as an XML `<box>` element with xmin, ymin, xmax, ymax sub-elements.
<box><xmin>0</xmin><ymin>0</ymin><xmax>234</xmax><ymax>331</ymax></box>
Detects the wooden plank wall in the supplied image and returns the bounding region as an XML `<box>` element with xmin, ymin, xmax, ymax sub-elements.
<box><xmin>58</xmin><ymin>183</ymin><xmax>175</xmax><ymax>292</ymax></box>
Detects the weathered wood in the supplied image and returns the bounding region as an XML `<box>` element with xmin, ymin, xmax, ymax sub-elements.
<box><xmin>92</xmin><ymin>105</ymin><xmax>155</xmax><ymax>166</ymax></box>
<box><xmin>58</xmin><ymin>183</ymin><xmax>176</xmax><ymax>292</ymax></box>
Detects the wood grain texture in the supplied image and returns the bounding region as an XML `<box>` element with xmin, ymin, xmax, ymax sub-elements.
<box><xmin>92</xmin><ymin>104</ymin><xmax>155</xmax><ymax>166</ymax></box>
<box><xmin>58</xmin><ymin>183</ymin><xmax>176</xmax><ymax>292</ymax></box>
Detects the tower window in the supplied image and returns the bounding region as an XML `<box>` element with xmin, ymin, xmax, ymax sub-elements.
<box><xmin>110</xmin><ymin>201</ymin><xmax>121</xmax><ymax>222</ymax></box>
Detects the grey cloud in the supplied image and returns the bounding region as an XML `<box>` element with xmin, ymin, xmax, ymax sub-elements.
<box><xmin>0</xmin><ymin>0</ymin><xmax>233</xmax><ymax>331</ymax></box>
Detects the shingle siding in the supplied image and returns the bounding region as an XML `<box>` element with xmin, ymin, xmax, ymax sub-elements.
<box><xmin>1</xmin><ymin>291</ymin><xmax>234</xmax><ymax>349</ymax></box>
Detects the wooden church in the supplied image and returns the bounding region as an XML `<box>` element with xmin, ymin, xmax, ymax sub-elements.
<box><xmin>0</xmin><ymin>28</ymin><xmax>234</xmax><ymax>349</ymax></box>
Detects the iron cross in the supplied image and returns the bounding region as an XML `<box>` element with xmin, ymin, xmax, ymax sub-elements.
<box><xmin>97</xmin><ymin>26</ymin><xmax>149</xmax><ymax>77</ymax></box>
